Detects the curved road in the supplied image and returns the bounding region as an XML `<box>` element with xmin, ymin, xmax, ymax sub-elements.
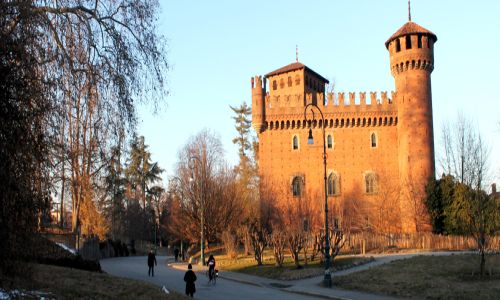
<box><xmin>101</xmin><ymin>256</ymin><xmax>319</xmax><ymax>300</ymax></box>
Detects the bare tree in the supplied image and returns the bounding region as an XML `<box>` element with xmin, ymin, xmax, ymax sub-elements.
<box><xmin>168</xmin><ymin>130</ymin><xmax>245</xmax><ymax>250</ymax></box>
<box><xmin>268</xmin><ymin>230</ymin><xmax>286</xmax><ymax>267</ymax></box>
<box><xmin>287</xmin><ymin>228</ymin><xmax>305</xmax><ymax>268</ymax></box>
<box><xmin>373</xmin><ymin>175</ymin><xmax>402</xmax><ymax>235</ymax></box>
<box><xmin>249</xmin><ymin>221</ymin><xmax>267</xmax><ymax>266</ymax></box>
<box><xmin>441</xmin><ymin>113</ymin><xmax>486</xmax><ymax>187</ymax></box>
<box><xmin>440</xmin><ymin>113</ymin><xmax>498</xmax><ymax>276</ymax></box>
<box><xmin>1</xmin><ymin>1</ymin><xmax>168</xmax><ymax>245</ymax></box>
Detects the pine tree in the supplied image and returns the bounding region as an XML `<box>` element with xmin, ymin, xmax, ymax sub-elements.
<box><xmin>230</xmin><ymin>102</ymin><xmax>252</xmax><ymax>159</ymax></box>
<box><xmin>124</xmin><ymin>136</ymin><xmax>163</xmax><ymax>241</ymax></box>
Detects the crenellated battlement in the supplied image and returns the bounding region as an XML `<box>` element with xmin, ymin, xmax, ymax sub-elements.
<box><xmin>251</xmin><ymin>75</ymin><xmax>265</xmax><ymax>89</ymax></box>
<box><xmin>263</xmin><ymin>91</ymin><xmax>397</xmax><ymax>117</ymax></box>
<box><xmin>323</xmin><ymin>91</ymin><xmax>396</xmax><ymax>107</ymax></box>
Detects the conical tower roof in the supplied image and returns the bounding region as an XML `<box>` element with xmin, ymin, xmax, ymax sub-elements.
<box><xmin>385</xmin><ymin>21</ymin><xmax>437</xmax><ymax>48</ymax></box>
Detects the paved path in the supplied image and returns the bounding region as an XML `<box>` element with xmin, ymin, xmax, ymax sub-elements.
<box><xmin>103</xmin><ymin>251</ymin><xmax>467</xmax><ymax>300</ymax></box>
<box><xmin>101</xmin><ymin>256</ymin><xmax>320</xmax><ymax>300</ymax></box>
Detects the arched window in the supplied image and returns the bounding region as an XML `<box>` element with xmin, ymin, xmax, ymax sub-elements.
<box><xmin>280</xmin><ymin>78</ymin><xmax>285</xmax><ymax>89</ymax></box>
<box><xmin>327</xmin><ymin>173</ymin><xmax>340</xmax><ymax>196</ymax></box>
<box><xmin>292</xmin><ymin>176</ymin><xmax>303</xmax><ymax>197</ymax></box>
<box><xmin>292</xmin><ymin>135</ymin><xmax>299</xmax><ymax>150</ymax></box>
<box><xmin>295</xmin><ymin>75</ymin><xmax>301</xmax><ymax>85</ymax></box>
<box><xmin>287</xmin><ymin>76</ymin><xmax>292</xmax><ymax>87</ymax></box>
<box><xmin>272</xmin><ymin>80</ymin><xmax>277</xmax><ymax>90</ymax></box>
<box><xmin>365</xmin><ymin>173</ymin><xmax>377</xmax><ymax>194</ymax></box>
<box><xmin>371</xmin><ymin>132</ymin><xmax>377</xmax><ymax>148</ymax></box>
<box><xmin>327</xmin><ymin>134</ymin><xmax>333</xmax><ymax>149</ymax></box>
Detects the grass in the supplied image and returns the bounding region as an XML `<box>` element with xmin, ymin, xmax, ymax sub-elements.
<box><xmin>215</xmin><ymin>251</ymin><xmax>373</xmax><ymax>280</ymax></box>
<box><xmin>1</xmin><ymin>263</ymin><xmax>188</xmax><ymax>300</ymax></box>
<box><xmin>335</xmin><ymin>254</ymin><xmax>500</xmax><ymax>299</ymax></box>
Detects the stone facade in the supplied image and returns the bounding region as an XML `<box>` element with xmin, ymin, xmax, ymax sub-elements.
<box><xmin>251</xmin><ymin>21</ymin><xmax>437</xmax><ymax>233</ymax></box>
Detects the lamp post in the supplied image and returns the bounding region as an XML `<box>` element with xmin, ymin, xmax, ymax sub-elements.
<box><xmin>189</xmin><ymin>155</ymin><xmax>205</xmax><ymax>265</ymax></box>
<box><xmin>304</xmin><ymin>103</ymin><xmax>332</xmax><ymax>287</ymax></box>
<box><xmin>169</xmin><ymin>176</ymin><xmax>184</xmax><ymax>260</ymax></box>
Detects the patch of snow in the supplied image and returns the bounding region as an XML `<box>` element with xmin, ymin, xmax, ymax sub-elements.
<box><xmin>56</xmin><ymin>242</ymin><xmax>77</xmax><ymax>254</ymax></box>
<box><xmin>162</xmin><ymin>286</ymin><xmax>170</xmax><ymax>294</ymax></box>
<box><xmin>0</xmin><ymin>288</ymin><xmax>10</xmax><ymax>300</ymax></box>
<box><xmin>0</xmin><ymin>288</ymin><xmax>55</xmax><ymax>299</ymax></box>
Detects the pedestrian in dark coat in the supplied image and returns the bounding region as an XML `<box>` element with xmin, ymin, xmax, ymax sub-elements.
<box><xmin>174</xmin><ymin>248</ymin><xmax>179</xmax><ymax>262</ymax></box>
<box><xmin>184</xmin><ymin>264</ymin><xmax>197</xmax><ymax>297</ymax></box>
<box><xmin>147</xmin><ymin>249</ymin><xmax>157</xmax><ymax>277</ymax></box>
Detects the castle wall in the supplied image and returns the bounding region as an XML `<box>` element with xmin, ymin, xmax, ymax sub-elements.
<box><xmin>258</xmin><ymin>91</ymin><xmax>401</xmax><ymax>231</ymax></box>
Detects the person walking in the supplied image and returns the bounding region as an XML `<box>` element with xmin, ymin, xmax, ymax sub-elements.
<box><xmin>147</xmin><ymin>249</ymin><xmax>157</xmax><ymax>277</ymax></box>
<box><xmin>184</xmin><ymin>264</ymin><xmax>197</xmax><ymax>298</ymax></box>
<box><xmin>174</xmin><ymin>248</ymin><xmax>179</xmax><ymax>262</ymax></box>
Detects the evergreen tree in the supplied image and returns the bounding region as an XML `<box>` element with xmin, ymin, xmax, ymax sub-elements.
<box><xmin>103</xmin><ymin>145</ymin><xmax>127</xmax><ymax>239</ymax></box>
<box><xmin>124</xmin><ymin>136</ymin><xmax>163</xmax><ymax>241</ymax></box>
<box><xmin>230</xmin><ymin>102</ymin><xmax>260</xmax><ymax>250</ymax></box>
<box><xmin>125</xmin><ymin>136</ymin><xmax>163</xmax><ymax>209</ymax></box>
<box><xmin>230</xmin><ymin>102</ymin><xmax>252</xmax><ymax>159</ymax></box>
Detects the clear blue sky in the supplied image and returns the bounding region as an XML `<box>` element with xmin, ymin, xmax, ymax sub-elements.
<box><xmin>137</xmin><ymin>0</ymin><xmax>500</xmax><ymax>186</ymax></box>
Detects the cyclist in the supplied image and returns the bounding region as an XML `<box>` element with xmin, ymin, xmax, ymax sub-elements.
<box><xmin>207</xmin><ymin>255</ymin><xmax>216</xmax><ymax>282</ymax></box>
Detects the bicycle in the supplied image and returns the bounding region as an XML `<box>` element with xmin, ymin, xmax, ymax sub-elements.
<box><xmin>207</xmin><ymin>267</ymin><xmax>217</xmax><ymax>285</ymax></box>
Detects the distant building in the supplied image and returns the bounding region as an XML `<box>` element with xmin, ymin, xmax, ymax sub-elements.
<box><xmin>251</xmin><ymin>19</ymin><xmax>437</xmax><ymax>233</ymax></box>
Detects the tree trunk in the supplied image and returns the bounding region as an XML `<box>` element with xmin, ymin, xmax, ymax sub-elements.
<box><xmin>480</xmin><ymin>250</ymin><xmax>485</xmax><ymax>277</ymax></box>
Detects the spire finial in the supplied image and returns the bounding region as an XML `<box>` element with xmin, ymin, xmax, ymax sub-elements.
<box><xmin>408</xmin><ymin>0</ymin><xmax>412</xmax><ymax>21</ymax></box>
<box><xmin>296</xmin><ymin>45</ymin><xmax>299</xmax><ymax>62</ymax></box>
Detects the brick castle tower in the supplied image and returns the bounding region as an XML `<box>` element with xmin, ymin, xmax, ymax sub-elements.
<box><xmin>251</xmin><ymin>18</ymin><xmax>437</xmax><ymax>233</ymax></box>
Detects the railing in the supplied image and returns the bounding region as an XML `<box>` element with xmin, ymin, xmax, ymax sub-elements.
<box><xmin>343</xmin><ymin>232</ymin><xmax>500</xmax><ymax>254</ymax></box>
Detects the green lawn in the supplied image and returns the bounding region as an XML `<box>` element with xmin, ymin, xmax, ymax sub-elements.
<box><xmin>1</xmin><ymin>263</ymin><xmax>188</xmax><ymax>300</ymax></box>
<box><xmin>335</xmin><ymin>254</ymin><xmax>500</xmax><ymax>299</ymax></box>
<box><xmin>215</xmin><ymin>251</ymin><xmax>373</xmax><ymax>280</ymax></box>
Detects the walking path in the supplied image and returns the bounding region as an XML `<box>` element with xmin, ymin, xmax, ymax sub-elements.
<box><xmin>169</xmin><ymin>251</ymin><xmax>468</xmax><ymax>300</ymax></box>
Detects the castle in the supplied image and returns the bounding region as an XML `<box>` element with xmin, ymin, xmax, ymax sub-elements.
<box><xmin>251</xmin><ymin>19</ymin><xmax>437</xmax><ymax>233</ymax></box>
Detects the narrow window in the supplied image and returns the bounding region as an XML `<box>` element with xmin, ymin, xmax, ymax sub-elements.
<box><xmin>280</xmin><ymin>78</ymin><xmax>285</xmax><ymax>88</ymax></box>
<box><xmin>292</xmin><ymin>135</ymin><xmax>299</xmax><ymax>150</ymax></box>
<box><xmin>395</xmin><ymin>39</ymin><xmax>401</xmax><ymax>52</ymax></box>
<box><xmin>327</xmin><ymin>135</ymin><xmax>333</xmax><ymax>149</ymax></box>
<box><xmin>365</xmin><ymin>173</ymin><xmax>377</xmax><ymax>194</ymax></box>
<box><xmin>371</xmin><ymin>133</ymin><xmax>377</xmax><ymax>147</ymax></box>
<box><xmin>417</xmin><ymin>34</ymin><xmax>422</xmax><ymax>48</ymax></box>
<box><xmin>406</xmin><ymin>35</ymin><xmax>412</xmax><ymax>49</ymax></box>
<box><xmin>295</xmin><ymin>75</ymin><xmax>301</xmax><ymax>85</ymax></box>
<box><xmin>292</xmin><ymin>177</ymin><xmax>303</xmax><ymax>196</ymax></box>
<box><xmin>288</xmin><ymin>76</ymin><xmax>292</xmax><ymax>87</ymax></box>
<box><xmin>272</xmin><ymin>80</ymin><xmax>277</xmax><ymax>90</ymax></box>
<box><xmin>328</xmin><ymin>173</ymin><xmax>340</xmax><ymax>196</ymax></box>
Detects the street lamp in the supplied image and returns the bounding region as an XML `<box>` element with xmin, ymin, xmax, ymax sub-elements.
<box><xmin>304</xmin><ymin>103</ymin><xmax>332</xmax><ymax>287</ymax></box>
<box><xmin>189</xmin><ymin>155</ymin><xmax>205</xmax><ymax>266</ymax></box>
<box><xmin>169</xmin><ymin>176</ymin><xmax>185</xmax><ymax>261</ymax></box>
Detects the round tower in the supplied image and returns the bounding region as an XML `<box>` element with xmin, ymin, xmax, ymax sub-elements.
<box><xmin>386</xmin><ymin>21</ymin><xmax>437</xmax><ymax>232</ymax></box>
<box><xmin>251</xmin><ymin>76</ymin><xmax>266</xmax><ymax>133</ymax></box>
